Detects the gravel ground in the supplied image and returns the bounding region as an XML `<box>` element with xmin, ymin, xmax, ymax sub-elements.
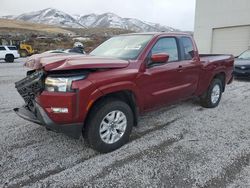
<box><xmin>0</xmin><ymin>59</ymin><xmax>249</xmax><ymax>188</ymax></box>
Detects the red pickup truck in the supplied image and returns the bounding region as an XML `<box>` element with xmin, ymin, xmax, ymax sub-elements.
<box><xmin>14</xmin><ymin>32</ymin><xmax>234</xmax><ymax>153</ymax></box>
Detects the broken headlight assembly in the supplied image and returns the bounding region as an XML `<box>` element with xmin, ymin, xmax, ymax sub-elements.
<box><xmin>45</xmin><ymin>75</ymin><xmax>86</xmax><ymax>92</ymax></box>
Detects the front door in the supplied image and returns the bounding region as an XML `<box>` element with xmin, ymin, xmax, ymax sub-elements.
<box><xmin>137</xmin><ymin>37</ymin><xmax>185</xmax><ymax>110</ymax></box>
<box><xmin>137</xmin><ymin>36</ymin><xmax>200</xmax><ymax>110</ymax></box>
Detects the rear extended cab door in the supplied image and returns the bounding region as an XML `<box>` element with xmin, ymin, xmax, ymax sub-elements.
<box><xmin>177</xmin><ymin>36</ymin><xmax>201</xmax><ymax>98</ymax></box>
<box><xmin>137</xmin><ymin>35</ymin><xmax>201</xmax><ymax>110</ymax></box>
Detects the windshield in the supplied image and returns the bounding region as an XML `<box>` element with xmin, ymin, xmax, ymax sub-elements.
<box><xmin>90</xmin><ymin>35</ymin><xmax>153</xmax><ymax>60</ymax></box>
<box><xmin>238</xmin><ymin>50</ymin><xmax>250</xmax><ymax>60</ymax></box>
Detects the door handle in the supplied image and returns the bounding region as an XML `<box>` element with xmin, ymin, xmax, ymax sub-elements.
<box><xmin>177</xmin><ymin>65</ymin><xmax>183</xmax><ymax>72</ymax></box>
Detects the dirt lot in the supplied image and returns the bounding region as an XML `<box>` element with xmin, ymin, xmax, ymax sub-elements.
<box><xmin>0</xmin><ymin>59</ymin><xmax>249</xmax><ymax>188</ymax></box>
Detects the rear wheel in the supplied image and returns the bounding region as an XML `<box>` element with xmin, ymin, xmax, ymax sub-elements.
<box><xmin>84</xmin><ymin>99</ymin><xmax>134</xmax><ymax>153</ymax></box>
<box><xmin>19</xmin><ymin>50</ymin><xmax>28</xmax><ymax>57</ymax></box>
<box><xmin>200</xmin><ymin>78</ymin><xmax>223</xmax><ymax>108</ymax></box>
<box><xmin>5</xmin><ymin>54</ymin><xmax>14</xmax><ymax>63</ymax></box>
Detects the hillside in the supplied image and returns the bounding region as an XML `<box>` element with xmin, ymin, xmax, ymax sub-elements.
<box><xmin>0</xmin><ymin>18</ymin><xmax>73</xmax><ymax>34</ymax></box>
<box><xmin>0</xmin><ymin>18</ymin><xmax>133</xmax><ymax>37</ymax></box>
<box><xmin>0</xmin><ymin>18</ymin><xmax>133</xmax><ymax>53</ymax></box>
<box><xmin>0</xmin><ymin>18</ymin><xmax>73</xmax><ymax>35</ymax></box>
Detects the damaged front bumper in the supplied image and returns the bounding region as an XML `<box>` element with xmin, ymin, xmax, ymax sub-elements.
<box><xmin>14</xmin><ymin>70</ymin><xmax>82</xmax><ymax>139</ymax></box>
<box><xmin>14</xmin><ymin>102</ymin><xmax>82</xmax><ymax>139</ymax></box>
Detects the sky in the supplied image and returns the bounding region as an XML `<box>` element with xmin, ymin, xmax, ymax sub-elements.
<box><xmin>0</xmin><ymin>0</ymin><xmax>196</xmax><ymax>31</ymax></box>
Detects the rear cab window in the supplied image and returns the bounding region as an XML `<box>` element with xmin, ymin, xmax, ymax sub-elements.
<box><xmin>180</xmin><ymin>37</ymin><xmax>195</xmax><ymax>60</ymax></box>
<box><xmin>151</xmin><ymin>37</ymin><xmax>179</xmax><ymax>62</ymax></box>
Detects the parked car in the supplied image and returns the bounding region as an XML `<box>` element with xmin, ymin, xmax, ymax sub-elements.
<box><xmin>233</xmin><ymin>49</ymin><xmax>250</xmax><ymax>78</ymax></box>
<box><xmin>0</xmin><ymin>45</ymin><xmax>20</xmax><ymax>62</ymax></box>
<box><xmin>14</xmin><ymin>32</ymin><xmax>234</xmax><ymax>153</ymax></box>
<box><xmin>43</xmin><ymin>42</ymin><xmax>86</xmax><ymax>54</ymax></box>
<box><xmin>42</xmin><ymin>48</ymin><xmax>85</xmax><ymax>55</ymax></box>
<box><xmin>42</xmin><ymin>49</ymin><xmax>71</xmax><ymax>54</ymax></box>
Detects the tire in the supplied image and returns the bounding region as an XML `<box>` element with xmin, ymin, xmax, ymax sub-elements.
<box><xmin>84</xmin><ymin>99</ymin><xmax>134</xmax><ymax>153</ymax></box>
<box><xmin>19</xmin><ymin>50</ymin><xmax>28</xmax><ymax>57</ymax></box>
<box><xmin>200</xmin><ymin>78</ymin><xmax>223</xmax><ymax>108</ymax></box>
<box><xmin>5</xmin><ymin>54</ymin><xmax>14</xmax><ymax>63</ymax></box>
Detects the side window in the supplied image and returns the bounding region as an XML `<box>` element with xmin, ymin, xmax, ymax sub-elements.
<box><xmin>0</xmin><ymin>47</ymin><xmax>6</xmax><ymax>51</ymax></box>
<box><xmin>181</xmin><ymin>37</ymin><xmax>195</xmax><ymax>60</ymax></box>
<box><xmin>151</xmin><ymin>38</ymin><xmax>179</xmax><ymax>61</ymax></box>
<box><xmin>8</xmin><ymin>46</ymin><xmax>17</xmax><ymax>51</ymax></box>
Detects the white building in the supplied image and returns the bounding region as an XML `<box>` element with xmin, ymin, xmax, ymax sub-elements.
<box><xmin>194</xmin><ymin>0</ymin><xmax>250</xmax><ymax>56</ymax></box>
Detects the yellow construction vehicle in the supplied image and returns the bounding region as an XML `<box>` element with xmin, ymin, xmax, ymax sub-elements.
<box><xmin>0</xmin><ymin>38</ymin><xmax>35</xmax><ymax>57</ymax></box>
<box><xmin>10</xmin><ymin>40</ymin><xmax>35</xmax><ymax>57</ymax></box>
<box><xmin>18</xmin><ymin>43</ymin><xmax>35</xmax><ymax>57</ymax></box>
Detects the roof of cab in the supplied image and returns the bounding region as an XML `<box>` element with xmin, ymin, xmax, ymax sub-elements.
<box><xmin>121</xmin><ymin>32</ymin><xmax>192</xmax><ymax>37</ymax></box>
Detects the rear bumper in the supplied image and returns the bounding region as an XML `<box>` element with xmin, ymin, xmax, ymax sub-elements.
<box><xmin>227</xmin><ymin>74</ymin><xmax>234</xmax><ymax>84</ymax></box>
<box><xmin>15</xmin><ymin>54</ymin><xmax>20</xmax><ymax>59</ymax></box>
<box><xmin>14</xmin><ymin>102</ymin><xmax>83</xmax><ymax>139</ymax></box>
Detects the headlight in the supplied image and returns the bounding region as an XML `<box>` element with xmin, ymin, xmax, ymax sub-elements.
<box><xmin>45</xmin><ymin>75</ymin><xmax>85</xmax><ymax>92</ymax></box>
<box><xmin>241</xmin><ymin>66</ymin><xmax>246</xmax><ymax>70</ymax></box>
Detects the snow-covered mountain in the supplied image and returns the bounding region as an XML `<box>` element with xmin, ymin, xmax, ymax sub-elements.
<box><xmin>13</xmin><ymin>8</ymin><xmax>83</xmax><ymax>28</ymax></box>
<box><xmin>2</xmin><ymin>8</ymin><xmax>178</xmax><ymax>32</ymax></box>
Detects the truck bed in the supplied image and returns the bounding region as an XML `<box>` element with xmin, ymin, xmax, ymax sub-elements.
<box><xmin>199</xmin><ymin>54</ymin><xmax>234</xmax><ymax>63</ymax></box>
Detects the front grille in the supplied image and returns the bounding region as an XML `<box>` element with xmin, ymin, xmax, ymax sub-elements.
<box><xmin>235</xmin><ymin>66</ymin><xmax>250</xmax><ymax>70</ymax></box>
<box><xmin>15</xmin><ymin>71</ymin><xmax>45</xmax><ymax>107</ymax></box>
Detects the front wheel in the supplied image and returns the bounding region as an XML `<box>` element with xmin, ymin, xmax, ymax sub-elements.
<box><xmin>84</xmin><ymin>99</ymin><xmax>134</xmax><ymax>153</ymax></box>
<box><xmin>19</xmin><ymin>50</ymin><xmax>28</xmax><ymax>57</ymax></box>
<box><xmin>5</xmin><ymin>54</ymin><xmax>14</xmax><ymax>63</ymax></box>
<box><xmin>200</xmin><ymin>78</ymin><xmax>223</xmax><ymax>108</ymax></box>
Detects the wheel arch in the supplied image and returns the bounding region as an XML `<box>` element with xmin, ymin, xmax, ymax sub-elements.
<box><xmin>5</xmin><ymin>54</ymin><xmax>14</xmax><ymax>62</ymax></box>
<box><xmin>212</xmin><ymin>72</ymin><xmax>226</xmax><ymax>92</ymax></box>
<box><xmin>5</xmin><ymin>53</ymin><xmax>14</xmax><ymax>58</ymax></box>
<box><xmin>84</xmin><ymin>89</ymin><xmax>139</xmax><ymax>132</ymax></box>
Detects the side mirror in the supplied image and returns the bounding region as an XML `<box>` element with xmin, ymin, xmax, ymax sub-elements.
<box><xmin>150</xmin><ymin>53</ymin><xmax>169</xmax><ymax>66</ymax></box>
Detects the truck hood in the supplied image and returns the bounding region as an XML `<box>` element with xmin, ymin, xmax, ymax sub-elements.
<box><xmin>25</xmin><ymin>53</ymin><xmax>129</xmax><ymax>71</ymax></box>
<box><xmin>234</xmin><ymin>58</ymin><xmax>250</xmax><ymax>66</ymax></box>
